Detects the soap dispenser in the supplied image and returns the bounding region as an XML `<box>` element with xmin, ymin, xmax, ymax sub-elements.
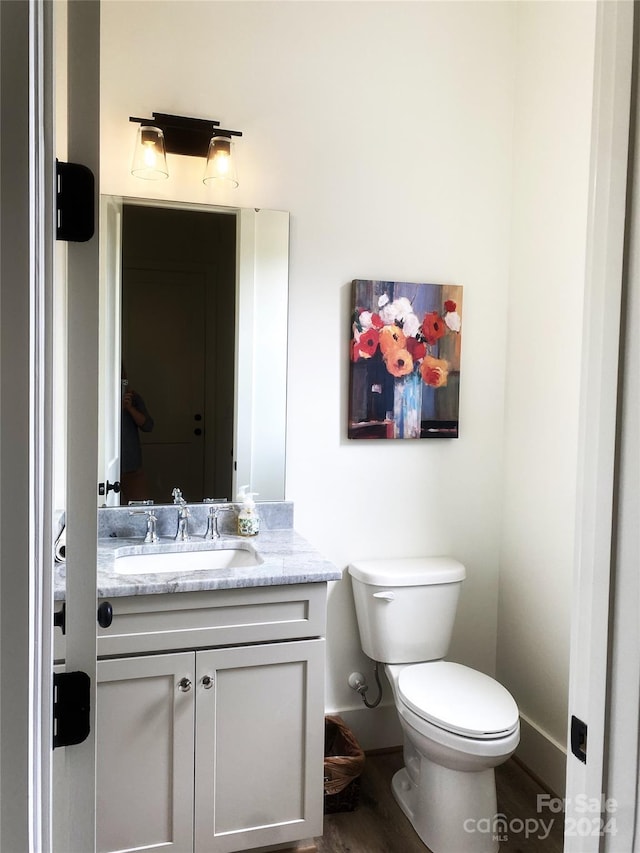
<box><xmin>237</xmin><ymin>485</ymin><xmax>260</xmax><ymax>536</ymax></box>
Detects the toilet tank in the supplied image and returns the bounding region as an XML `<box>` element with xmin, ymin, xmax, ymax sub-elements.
<box><xmin>348</xmin><ymin>557</ymin><xmax>466</xmax><ymax>663</ymax></box>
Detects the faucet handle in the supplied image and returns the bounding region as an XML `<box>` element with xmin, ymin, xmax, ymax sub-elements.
<box><xmin>205</xmin><ymin>504</ymin><xmax>233</xmax><ymax>539</ymax></box>
<box><xmin>129</xmin><ymin>508</ymin><xmax>157</xmax><ymax>519</ymax></box>
<box><xmin>129</xmin><ymin>509</ymin><xmax>158</xmax><ymax>544</ymax></box>
<box><xmin>171</xmin><ymin>487</ymin><xmax>185</xmax><ymax>505</ymax></box>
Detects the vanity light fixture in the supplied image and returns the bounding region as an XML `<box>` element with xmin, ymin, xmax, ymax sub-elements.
<box><xmin>203</xmin><ymin>133</ymin><xmax>239</xmax><ymax>188</ymax></box>
<box><xmin>129</xmin><ymin>112</ymin><xmax>242</xmax><ymax>186</ymax></box>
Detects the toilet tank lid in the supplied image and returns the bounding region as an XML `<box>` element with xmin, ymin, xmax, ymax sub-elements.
<box><xmin>348</xmin><ymin>557</ymin><xmax>465</xmax><ymax>586</ymax></box>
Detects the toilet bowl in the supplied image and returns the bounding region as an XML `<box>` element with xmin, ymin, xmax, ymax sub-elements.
<box><xmin>386</xmin><ymin>662</ymin><xmax>519</xmax><ymax>853</ymax></box>
<box><xmin>348</xmin><ymin>557</ymin><xmax>520</xmax><ymax>853</ymax></box>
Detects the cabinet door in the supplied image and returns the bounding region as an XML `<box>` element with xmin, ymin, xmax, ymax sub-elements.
<box><xmin>96</xmin><ymin>652</ymin><xmax>195</xmax><ymax>853</ymax></box>
<box><xmin>194</xmin><ymin>639</ymin><xmax>325</xmax><ymax>853</ymax></box>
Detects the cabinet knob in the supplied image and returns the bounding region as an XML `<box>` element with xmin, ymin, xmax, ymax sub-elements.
<box><xmin>201</xmin><ymin>675</ymin><xmax>214</xmax><ymax>689</ymax></box>
<box><xmin>178</xmin><ymin>677</ymin><xmax>192</xmax><ymax>692</ymax></box>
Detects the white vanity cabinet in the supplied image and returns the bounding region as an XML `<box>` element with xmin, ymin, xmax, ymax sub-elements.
<box><xmin>57</xmin><ymin>582</ymin><xmax>328</xmax><ymax>853</ymax></box>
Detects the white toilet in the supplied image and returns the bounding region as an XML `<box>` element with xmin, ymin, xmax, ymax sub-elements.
<box><xmin>348</xmin><ymin>557</ymin><xmax>519</xmax><ymax>853</ymax></box>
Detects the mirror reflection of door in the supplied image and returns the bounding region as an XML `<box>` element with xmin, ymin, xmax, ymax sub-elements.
<box><xmin>121</xmin><ymin>205</ymin><xmax>236</xmax><ymax>504</ymax></box>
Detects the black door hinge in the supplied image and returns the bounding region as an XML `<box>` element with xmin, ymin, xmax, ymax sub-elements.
<box><xmin>56</xmin><ymin>160</ymin><xmax>95</xmax><ymax>242</ymax></box>
<box><xmin>53</xmin><ymin>671</ymin><xmax>91</xmax><ymax>749</ymax></box>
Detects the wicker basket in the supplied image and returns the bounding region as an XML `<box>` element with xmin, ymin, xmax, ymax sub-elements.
<box><xmin>323</xmin><ymin>715</ymin><xmax>365</xmax><ymax>813</ymax></box>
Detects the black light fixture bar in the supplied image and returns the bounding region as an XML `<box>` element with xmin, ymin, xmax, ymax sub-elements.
<box><xmin>129</xmin><ymin>112</ymin><xmax>242</xmax><ymax>158</ymax></box>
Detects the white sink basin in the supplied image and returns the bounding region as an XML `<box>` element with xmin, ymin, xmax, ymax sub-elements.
<box><xmin>114</xmin><ymin>545</ymin><xmax>262</xmax><ymax>575</ymax></box>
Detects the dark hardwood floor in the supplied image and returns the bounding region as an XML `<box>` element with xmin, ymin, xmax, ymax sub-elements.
<box><xmin>297</xmin><ymin>751</ymin><xmax>564</xmax><ymax>853</ymax></box>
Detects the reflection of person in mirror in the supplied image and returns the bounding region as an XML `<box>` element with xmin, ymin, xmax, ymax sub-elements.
<box><xmin>121</xmin><ymin>368</ymin><xmax>154</xmax><ymax>504</ymax></box>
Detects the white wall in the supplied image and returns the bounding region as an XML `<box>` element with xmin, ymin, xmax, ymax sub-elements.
<box><xmin>99</xmin><ymin>0</ymin><xmax>599</xmax><ymax>786</ymax></box>
<box><xmin>497</xmin><ymin>1</ymin><xmax>597</xmax><ymax>795</ymax></box>
<box><xmin>101</xmin><ymin>0</ymin><xmax>516</xmax><ymax>731</ymax></box>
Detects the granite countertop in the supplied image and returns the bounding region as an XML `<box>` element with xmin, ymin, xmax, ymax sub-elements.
<box><xmin>54</xmin><ymin>502</ymin><xmax>342</xmax><ymax>600</ymax></box>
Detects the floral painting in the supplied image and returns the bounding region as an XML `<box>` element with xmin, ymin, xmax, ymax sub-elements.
<box><xmin>348</xmin><ymin>279</ymin><xmax>462</xmax><ymax>439</ymax></box>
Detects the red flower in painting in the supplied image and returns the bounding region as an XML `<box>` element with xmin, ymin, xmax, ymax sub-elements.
<box><xmin>444</xmin><ymin>300</ymin><xmax>457</xmax><ymax>313</ymax></box>
<box><xmin>406</xmin><ymin>337</ymin><xmax>427</xmax><ymax>361</ymax></box>
<box><xmin>357</xmin><ymin>328</ymin><xmax>380</xmax><ymax>358</ymax></box>
<box><xmin>370</xmin><ymin>313</ymin><xmax>384</xmax><ymax>329</ymax></box>
<box><xmin>421</xmin><ymin>311</ymin><xmax>447</xmax><ymax>345</ymax></box>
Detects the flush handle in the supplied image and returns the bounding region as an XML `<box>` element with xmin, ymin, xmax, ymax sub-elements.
<box><xmin>373</xmin><ymin>591</ymin><xmax>395</xmax><ymax>602</ymax></box>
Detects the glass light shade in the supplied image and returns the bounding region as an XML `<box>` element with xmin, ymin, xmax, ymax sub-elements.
<box><xmin>131</xmin><ymin>126</ymin><xmax>169</xmax><ymax>180</ymax></box>
<box><xmin>203</xmin><ymin>135</ymin><xmax>238</xmax><ymax>188</ymax></box>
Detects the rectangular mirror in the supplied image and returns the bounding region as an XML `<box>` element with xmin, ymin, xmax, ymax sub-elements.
<box><xmin>98</xmin><ymin>197</ymin><xmax>289</xmax><ymax>505</ymax></box>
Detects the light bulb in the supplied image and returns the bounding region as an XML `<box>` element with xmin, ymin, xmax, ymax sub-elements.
<box><xmin>213</xmin><ymin>151</ymin><xmax>230</xmax><ymax>176</ymax></box>
<box><xmin>131</xmin><ymin>126</ymin><xmax>168</xmax><ymax>180</ymax></box>
<box><xmin>142</xmin><ymin>143</ymin><xmax>157</xmax><ymax>169</ymax></box>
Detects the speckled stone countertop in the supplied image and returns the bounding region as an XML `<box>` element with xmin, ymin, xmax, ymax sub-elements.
<box><xmin>54</xmin><ymin>502</ymin><xmax>342</xmax><ymax>600</ymax></box>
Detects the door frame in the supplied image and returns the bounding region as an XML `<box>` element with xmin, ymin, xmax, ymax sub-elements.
<box><xmin>0</xmin><ymin>0</ymin><xmax>56</xmax><ymax>849</ymax></box>
<box><xmin>565</xmin><ymin>2</ymin><xmax>634</xmax><ymax>849</ymax></box>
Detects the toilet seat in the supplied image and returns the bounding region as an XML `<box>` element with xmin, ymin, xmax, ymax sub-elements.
<box><xmin>397</xmin><ymin>661</ymin><xmax>519</xmax><ymax>739</ymax></box>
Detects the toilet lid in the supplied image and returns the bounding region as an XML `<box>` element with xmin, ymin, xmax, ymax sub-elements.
<box><xmin>397</xmin><ymin>662</ymin><xmax>519</xmax><ymax>739</ymax></box>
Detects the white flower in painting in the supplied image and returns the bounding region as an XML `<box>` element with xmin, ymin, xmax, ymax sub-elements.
<box><xmin>402</xmin><ymin>312</ymin><xmax>420</xmax><ymax>337</ymax></box>
<box><xmin>379</xmin><ymin>297</ymin><xmax>418</xmax><ymax>335</ymax></box>
<box><xmin>379</xmin><ymin>304</ymin><xmax>395</xmax><ymax>325</ymax></box>
<box><xmin>378</xmin><ymin>293</ymin><xmax>390</xmax><ymax>309</ymax></box>
<box><xmin>359</xmin><ymin>310</ymin><xmax>374</xmax><ymax>330</ymax></box>
<box><xmin>394</xmin><ymin>297</ymin><xmax>413</xmax><ymax>318</ymax></box>
<box><xmin>444</xmin><ymin>311</ymin><xmax>461</xmax><ymax>332</ymax></box>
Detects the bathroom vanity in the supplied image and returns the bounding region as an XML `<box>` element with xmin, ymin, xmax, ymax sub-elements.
<box><xmin>54</xmin><ymin>503</ymin><xmax>341</xmax><ymax>853</ymax></box>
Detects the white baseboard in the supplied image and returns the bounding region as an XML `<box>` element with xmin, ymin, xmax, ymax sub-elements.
<box><xmin>516</xmin><ymin>712</ymin><xmax>567</xmax><ymax>797</ymax></box>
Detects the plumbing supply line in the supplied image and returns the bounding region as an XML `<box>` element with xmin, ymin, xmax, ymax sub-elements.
<box><xmin>355</xmin><ymin>663</ymin><xmax>383</xmax><ymax>709</ymax></box>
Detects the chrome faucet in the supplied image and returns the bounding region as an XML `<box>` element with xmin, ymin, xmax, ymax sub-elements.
<box><xmin>129</xmin><ymin>509</ymin><xmax>158</xmax><ymax>544</ymax></box>
<box><xmin>175</xmin><ymin>503</ymin><xmax>191</xmax><ymax>541</ymax></box>
<box><xmin>205</xmin><ymin>504</ymin><xmax>233</xmax><ymax>540</ymax></box>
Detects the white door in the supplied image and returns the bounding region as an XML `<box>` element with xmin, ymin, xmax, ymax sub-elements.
<box><xmin>54</xmin><ymin>2</ymin><xmax>101</xmax><ymax>851</ymax></box>
<box><xmin>98</xmin><ymin>196</ymin><xmax>123</xmax><ymax>504</ymax></box>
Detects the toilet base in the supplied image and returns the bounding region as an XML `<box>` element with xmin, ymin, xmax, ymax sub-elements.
<box><xmin>391</xmin><ymin>761</ymin><xmax>500</xmax><ymax>853</ymax></box>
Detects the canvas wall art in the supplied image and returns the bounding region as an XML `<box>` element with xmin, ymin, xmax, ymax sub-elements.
<box><xmin>348</xmin><ymin>279</ymin><xmax>463</xmax><ymax>439</ymax></box>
